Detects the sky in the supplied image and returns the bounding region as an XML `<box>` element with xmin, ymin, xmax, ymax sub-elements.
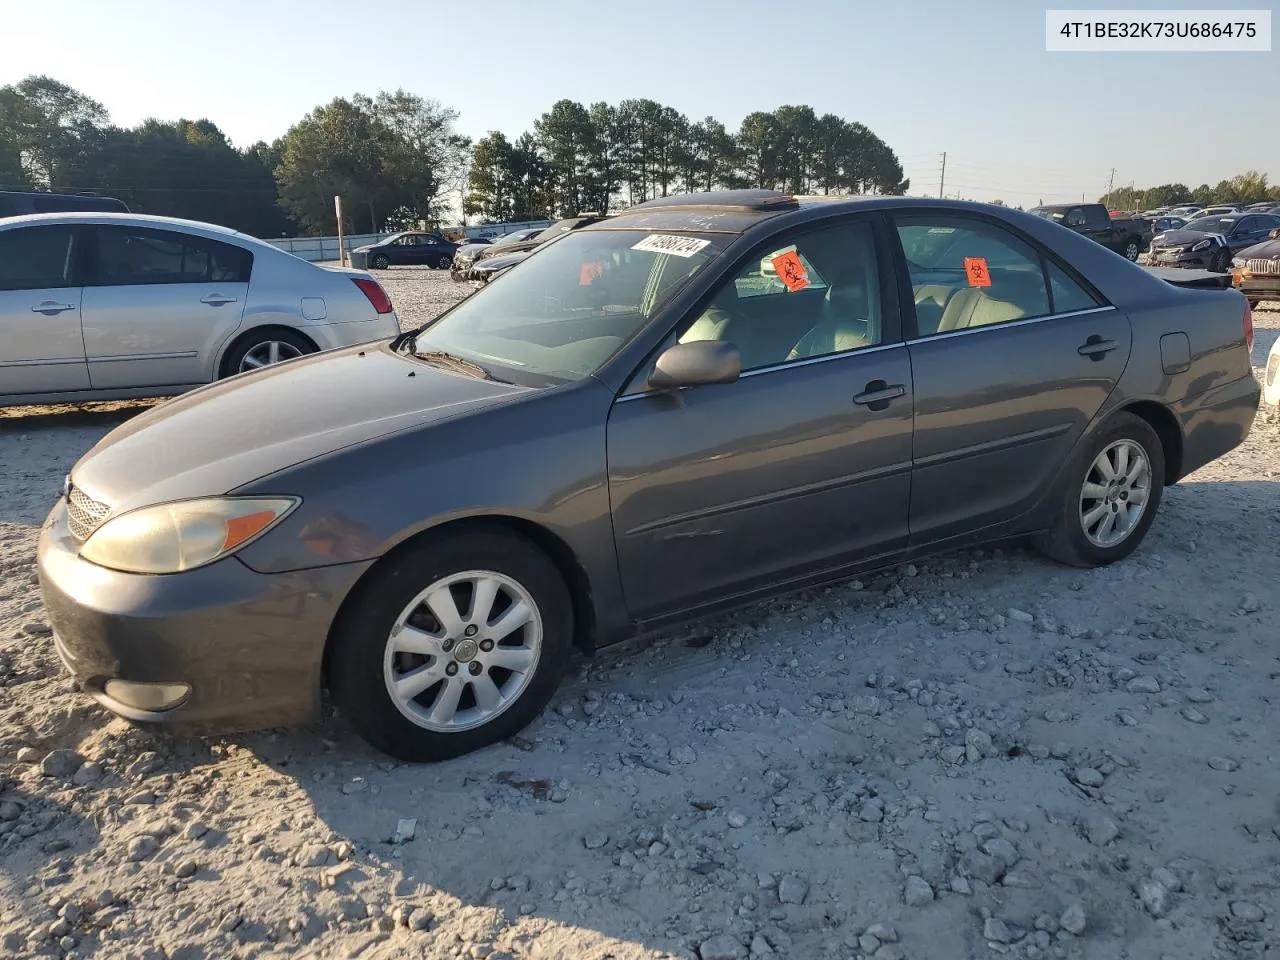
<box><xmin>5</xmin><ymin>0</ymin><xmax>1278</xmax><ymax>206</ymax></box>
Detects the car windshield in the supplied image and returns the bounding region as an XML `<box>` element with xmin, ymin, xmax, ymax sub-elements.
<box><xmin>412</xmin><ymin>229</ymin><xmax>722</xmax><ymax>386</ymax></box>
<box><xmin>490</xmin><ymin>230</ymin><xmax>530</xmax><ymax>247</ymax></box>
<box><xmin>1185</xmin><ymin>216</ymin><xmax>1237</xmax><ymax>233</ymax></box>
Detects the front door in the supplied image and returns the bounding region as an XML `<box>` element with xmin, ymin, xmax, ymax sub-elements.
<box><xmin>0</xmin><ymin>223</ymin><xmax>89</xmax><ymax>396</ymax></box>
<box><xmin>80</xmin><ymin>225</ymin><xmax>250</xmax><ymax>389</ymax></box>
<box><xmin>607</xmin><ymin>217</ymin><xmax>914</xmax><ymax>620</ymax></box>
<box><xmin>893</xmin><ymin>211</ymin><xmax>1132</xmax><ymax>542</ymax></box>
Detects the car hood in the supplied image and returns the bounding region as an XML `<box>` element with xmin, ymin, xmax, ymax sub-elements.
<box><xmin>1237</xmin><ymin>238</ymin><xmax>1280</xmax><ymax>259</ymax></box>
<box><xmin>1152</xmin><ymin>228</ymin><xmax>1221</xmax><ymax>246</ymax></box>
<box><xmin>70</xmin><ymin>344</ymin><xmax>526</xmax><ymax>514</ymax></box>
<box><xmin>474</xmin><ymin>250</ymin><xmax>532</xmax><ymax>272</ymax></box>
<box><xmin>479</xmin><ymin>240</ymin><xmax>541</xmax><ymax>259</ymax></box>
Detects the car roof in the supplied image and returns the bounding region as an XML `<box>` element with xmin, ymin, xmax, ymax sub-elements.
<box><xmin>585</xmin><ymin>190</ymin><xmax>1073</xmax><ymax>236</ymax></box>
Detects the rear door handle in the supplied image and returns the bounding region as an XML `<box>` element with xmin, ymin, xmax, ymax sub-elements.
<box><xmin>31</xmin><ymin>301</ymin><xmax>76</xmax><ymax>314</ymax></box>
<box><xmin>853</xmin><ymin>381</ymin><xmax>906</xmax><ymax>408</ymax></box>
<box><xmin>1078</xmin><ymin>336</ymin><xmax>1119</xmax><ymax>359</ymax></box>
<box><xmin>201</xmin><ymin>294</ymin><xmax>238</xmax><ymax>305</ymax></box>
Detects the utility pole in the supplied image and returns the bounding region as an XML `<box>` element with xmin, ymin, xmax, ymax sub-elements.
<box><xmin>1106</xmin><ymin>167</ymin><xmax>1116</xmax><ymax>200</ymax></box>
<box><xmin>939</xmin><ymin>152</ymin><xmax>947</xmax><ymax>199</ymax></box>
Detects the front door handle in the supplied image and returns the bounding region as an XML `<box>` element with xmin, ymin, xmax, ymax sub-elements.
<box><xmin>201</xmin><ymin>294</ymin><xmax>238</xmax><ymax>305</ymax></box>
<box><xmin>31</xmin><ymin>301</ymin><xmax>76</xmax><ymax>314</ymax></box>
<box><xmin>853</xmin><ymin>380</ymin><xmax>906</xmax><ymax>410</ymax></box>
<box><xmin>1078</xmin><ymin>336</ymin><xmax>1119</xmax><ymax>360</ymax></box>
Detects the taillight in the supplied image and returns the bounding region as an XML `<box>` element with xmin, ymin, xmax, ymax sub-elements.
<box><xmin>352</xmin><ymin>278</ymin><xmax>393</xmax><ymax>314</ymax></box>
<box><xmin>1243</xmin><ymin>300</ymin><xmax>1253</xmax><ymax>352</ymax></box>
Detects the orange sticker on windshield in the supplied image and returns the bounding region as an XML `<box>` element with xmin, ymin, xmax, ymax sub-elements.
<box><xmin>579</xmin><ymin>261</ymin><xmax>604</xmax><ymax>286</ymax></box>
<box><xmin>771</xmin><ymin>250</ymin><xmax>810</xmax><ymax>292</ymax></box>
<box><xmin>964</xmin><ymin>257</ymin><xmax>991</xmax><ymax>288</ymax></box>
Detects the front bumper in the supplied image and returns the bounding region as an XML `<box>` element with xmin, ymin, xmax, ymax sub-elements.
<box><xmin>37</xmin><ymin>499</ymin><xmax>373</xmax><ymax>733</ymax></box>
<box><xmin>1149</xmin><ymin>247</ymin><xmax>1217</xmax><ymax>269</ymax></box>
<box><xmin>1171</xmin><ymin>373</ymin><xmax>1261</xmax><ymax>479</ymax></box>
<box><xmin>1231</xmin><ymin>271</ymin><xmax>1280</xmax><ymax>302</ymax></box>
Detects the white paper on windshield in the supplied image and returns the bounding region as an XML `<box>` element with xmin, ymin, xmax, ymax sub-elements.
<box><xmin>631</xmin><ymin>234</ymin><xmax>711</xmax><ymax>258</ymax></box>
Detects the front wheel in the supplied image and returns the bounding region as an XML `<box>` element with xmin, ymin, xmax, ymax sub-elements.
<box><xmin>328</xmin><ymin>529</ymin><xmax>573</xmax><ymax>762</ymax></box>
<box><xmin>1123</xmin><ymin>240</ymin><xmax>1140</xmax><ymax>261</ymax></box>
<box><xmin>372</xmin><ymin>254</ymin><xmax>390</xmax><ymax>270</ymax></box>
<box><xmin>1210</xmin><ymin>247</ymin><xmax>1232</xmax><ymax>272</ymax></box>
<box><xmin>1035</xmin><ymin>413</ymin><xmax>1165</xmax><ymax>568</ymax></box>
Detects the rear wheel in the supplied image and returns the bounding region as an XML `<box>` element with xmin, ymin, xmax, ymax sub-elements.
<box><xmin>436</xmin><ymin>254</ymin><xmax>453</xmax><ymax>269</ymax></box>
<box><xmin>1123</xmin><ymin>239</ymin><xmax>1140</xmax><ymax>261</ymax></box>
<box><xmin>1035</xmin><ymin>413</ymin><xmax>1165</xmax><ymax>568</ymax></box>
<box><xmin>222</xmin><ymin>328</ymin><xmax>316</xmax><ymax>377</ymax></box>
<box><xmin>328</xmin><ymin>530</ymin><xmax>573</xmax><ymax>762</ymax></box>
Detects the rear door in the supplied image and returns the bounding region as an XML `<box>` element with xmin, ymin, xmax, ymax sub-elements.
<box><xmin>0</xmin><ymin>223</ymin><xmax>90</xmax><ymax>396</ymax></box>
<box><xmin>894</xmin><ymin>211</ymin><xmax>1132</xmax><ymax>543</ymax></box>
<box><xmin>80</xmin><ymin>225</ymin><xmax>250</xmax><ymax>389</ymax></box>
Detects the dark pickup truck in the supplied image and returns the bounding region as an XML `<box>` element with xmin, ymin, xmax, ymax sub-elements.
<box><xmin>1029</xmin><ymin>203</ymin><xmax>1148</xmax><ymax>261</ymax></box>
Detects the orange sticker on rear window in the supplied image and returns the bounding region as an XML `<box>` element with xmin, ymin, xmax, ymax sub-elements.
<box><xmin>964</xmin><ymin>257</ymin><xmax>991</xmax><ymax>288</ymax></box>
<box><xmin>771</xmin><ymin>250</ymin><xmax>810</xmax><ymax>292</ymax></box>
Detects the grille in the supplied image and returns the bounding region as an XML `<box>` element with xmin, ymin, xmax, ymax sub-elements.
<box><xmin>1246</xmin><ymin>258</ymin><xmax>1280</xmax><ymax>275</ymax></box>
<box><xmin>66</xmin><ymin>486</ymin><xmax>111</xmax><ymax>541</ymax></box>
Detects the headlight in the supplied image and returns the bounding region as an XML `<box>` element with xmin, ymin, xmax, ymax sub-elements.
<box><xmin>1191</xmin><ymin>239</ymin><xmax>1213</xmax><ymax>252</ymax></box>
<box><xmin>1232</xmin><ymin>258</ymin><xmax>1245</xmax><ymax>267</ymax></box>
<box><xmin>80</xmin><ymin>497</ymin><xmax>299</xmax><ymax>574</ymax></box>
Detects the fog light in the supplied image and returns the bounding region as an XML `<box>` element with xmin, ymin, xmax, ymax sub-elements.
<box><xmin>103</xmin><ymin>680</ymin><xmax>190</xmax><ymax>711</ymax></box>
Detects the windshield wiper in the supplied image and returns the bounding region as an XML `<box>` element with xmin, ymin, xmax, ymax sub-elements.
<box><xmin>391</xmin><ymin>326</ymin><xmax>425</xmax><ymax>352</ymax></box>
<box><xmin>415</xmin><ymin>350</ymin><xmax>496</xmax><ymax>381</ymax></box>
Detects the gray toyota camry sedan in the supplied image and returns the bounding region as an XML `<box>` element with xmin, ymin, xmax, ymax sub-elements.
<box><xmin>38</xmin><ymin>190</ymin><xmax>1260</xmax><ymax>762</ymax></box>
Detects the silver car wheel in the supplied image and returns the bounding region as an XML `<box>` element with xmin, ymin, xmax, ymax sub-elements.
<box><xmin>239</xmin><ymin>340</ymin><xmax>303</xmax><ymax>372</ymax></box>
<box><xmin>382</xmin><ymin>570</ymin><xmax>542</xmax><ymax>733</ymax></box>
<box><xmin>1079</xmin><ymin>439</ymin><xmax>1151</xmax><ymax>548</ymax></box>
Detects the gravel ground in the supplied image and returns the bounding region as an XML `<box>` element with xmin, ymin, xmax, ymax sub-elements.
<box><xmin>1</xmin><ymin>267</ymin><xmax>1279</xmax><ymax>960</ymax></box>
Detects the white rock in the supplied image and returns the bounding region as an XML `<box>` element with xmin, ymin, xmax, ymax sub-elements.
<box><xmin>1060</xmin><ymin>903</ymin><xmax>1087</xmax><ymax>935</ymax></box>
<box><xmin>1230</xmin><ymin>901</ymin><xmax>1265</xmax><ymax>922</ymax></box>
<box><xmin>699</xmin><ymin>934</ymin><xmax>745</xmax><ymax>960</ymax></box>
<box><xmin>1007</xmin><ymin>608</ymin><xmax>1034</xmax><ymax>623</ymax></box>
<box><xmin>777</xmin><ymin>874</ymin><xmax>809</xmax><ymax>905</ymax></box>
<box><xmin>983</xmin><ymin>917</ymin><xmax>1012</xmax><ymax>943</ymax></box>
<box><xmin>903</xmin><ymin>875</ymin><xmax>934</xmax><ymax>906</ymax></box>
<box><xmin>1127</xmin><ymin>676</ymin><xmax>1161</xmax><ymax>694</ymax></box>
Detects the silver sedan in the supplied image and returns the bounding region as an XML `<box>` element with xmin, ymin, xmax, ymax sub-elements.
<box><xmin>0</xmin><ymin>212</ymin><xmax>400</xmax><ymax>406</ymax></box>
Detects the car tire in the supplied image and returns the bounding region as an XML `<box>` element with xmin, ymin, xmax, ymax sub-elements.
<box><xmin>1123</xmin><ymin>240</ymin><xmax>1140</xmax><ymax>261</ymax></box>
<box><xmin>372</xmin><ymin>254</ymin><xmax>390</xmax><ymax>270</ymax></box>
<box><xmin>221</xmin><ymin>328</ymin><xmax>316</xmax><ymax>378</ymax></box>
<box><xmin>436</xmin><ymin>254</ymin><xmax>453</xmax><ymax>269</ymax></box>
<box><xmin>1210</xmin><ymin>248</ymin><xmax>1231</xmax><ymax>272</ymax></box>
<box><xmin>328</xmin><ymin>528</ymin><xmax>573</xmax><ymax>763</ymax></box>
<box><xmin>1034</xmin><ymin>412</ymin><xmax>1165</xmax><ymax>569</ymax></box>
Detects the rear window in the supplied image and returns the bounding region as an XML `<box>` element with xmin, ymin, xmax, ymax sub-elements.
<box><xmin>90</xmin><ymin>226</ymin><xmax>253</xmax><ymax>285</ymax></box>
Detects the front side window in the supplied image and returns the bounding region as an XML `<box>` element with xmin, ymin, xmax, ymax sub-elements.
<box><xmin>676</xmin><ymin>220</ymin><xmax>881</xmax><ymax>371</ymax></box>
<box><xmin>412</xmin><ymin>229</ymin><xmax>722</xmax><ymax>385</ymax></box>
<box><xmin>92</xmin><ymin>227</ymin><xmax>252</xmax><ymax>285</ymax></box>
<box><xmin>896</xmin><ymin>215</ymin><xmax>1098</xmax><ymax>336</ymax></box>
<box><xmin>0</xmin><ymin>225</ymin><xmax>76</xmax><ymax>291</ymax></box>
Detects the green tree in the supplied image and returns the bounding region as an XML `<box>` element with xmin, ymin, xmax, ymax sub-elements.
<box><xmin>534</xmin><ymin>99</ymin><xmax>594</xmax><ymax>216</ymax></box>
<box><xmin>0</xmin><ymin>75</ymin><xmax>107</xmax><ymax>189</ymax></box>
<box><xmin>737</xmin><ymin>111</ymin><xmax>779</xmax><ymax>189</ymax></box>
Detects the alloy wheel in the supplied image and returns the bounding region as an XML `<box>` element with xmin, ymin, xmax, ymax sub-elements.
<box><xmin>1079</xmin><ymin>439</ymin><xmax>1151</xmax><ymax>548</ymax></box>
<box><xmin>239</xmin><ymin>340</ymin><xmax>304</xmax><ymax>372</ymax></box>
<box><xmin>382</xmin><ymin>570</ymin><xmax>542</xmax><ymax>733</ymax></box>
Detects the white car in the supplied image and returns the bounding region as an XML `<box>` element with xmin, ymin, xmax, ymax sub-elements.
<box><xmin>0</xmin><ymin>213</ymin><xmax>399</xmax><ymax>407</ymax></box>
<box><xmin>1266</xmin><ymin>331</ymin><xmax>1280</xmax><ymax>407</ymax></box>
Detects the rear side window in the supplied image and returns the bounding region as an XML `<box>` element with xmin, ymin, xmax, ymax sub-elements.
<box><xmin>90</xmin><ymin>226</ymin><xmax>252</xmax><ymax>285</ymax></box>
<box><xmin>0</xmin><ymin>225</ymin><xmax>77</xmax><ymax>291</ymax></box>
<box><xmin>895</xmin><ymin>215</ymin><xmax>1100</xmax><ymax>336</ymax></box>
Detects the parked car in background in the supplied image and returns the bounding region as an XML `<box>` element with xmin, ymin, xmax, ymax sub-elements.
<box><xmin>37</xmin><ymin>190</ymin><xmax>1258</xmax><ymax>761</ymax></box>
<box><xmin>1029</xmin><ymin>203</ymin><xmax>1149</xmax><ymax>260</ymax></box>
<box><xmin>1231</xmin><ymin>226</ymin><xmax>1280</xmax><ymax>307</ymax></box>
<box><xmin>0</xmin><ymin>212</ymin><xmax>398</xmax><ymax>406</ymax></box>
<box><xmin>1149</xmin><ymin>213</ymin><xmax>1280</xmax><ymax>272</ymax></box>
<box><xmin>1148</xmin><ymin>216</ymin><xmax>1188</xmax><ymax>234</ymax></box>
<box><xmin>465</xmin><ymin>215</ymin><xmax>612</xmax><ymax>283</ymax></box>
<box><xmin>450</xmin><ymin>228</ymin><xmax>543</xmax><ymax>281</ymax></box>
<box><xmin>1168</xmin><ymin>205</ymin><xmax>1203</xmax><ymax>219</ymax></box>
<box><xmin>349</xmin><ymin>232</ymin><xmax>458</xmax><ymax>270</ymax></box>
<box><xmin>1189</xmin><ymin>205</ymin><xmax>1242</xmax><ymax>219</ymax></box>
<box><xmin>1</xmin><ymin>190</ymin><xmax>129</xmax><ymax>217</ymax></box>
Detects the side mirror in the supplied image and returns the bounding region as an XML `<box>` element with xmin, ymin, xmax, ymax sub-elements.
<box><xmin>648</xmin><ymin>340</ymin><xmax>741</xmax><ymax>391</ymax></box>
<box><xmin>1271</xmin><ymin>228</ymin><xmax>1280</xmax><ymax>240</ymax></box>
